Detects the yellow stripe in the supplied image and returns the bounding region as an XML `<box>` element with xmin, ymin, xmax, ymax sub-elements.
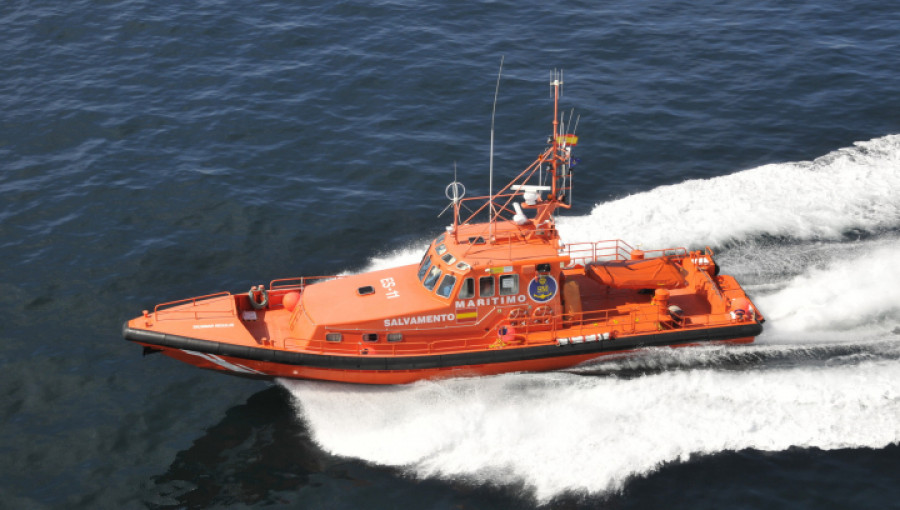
<box><xmin>456</xmin><ymin>312</ymin><xmax>478</xmax><ymax>319</ymax></box>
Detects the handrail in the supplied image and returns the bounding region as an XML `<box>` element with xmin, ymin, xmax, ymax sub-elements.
<box><xmin>561</xmin><ymin>239</ymin><xmax>632</xmax><ymax>264</ymax></box>
<box><xmin>288</xmin><ymin>296</ymin><xmax>742</xmax><ymax>357</ymax></box>
<box><xmin>269</xmin><ymin>275</ymin><xmax>343</xmax><ymax>292</ymax></box>
<box><xmin>153</xmin><ymin>292</ymin><xmax>236</xmax><ymax>321</ymax></box>
<box><xmin>561</xmin><ymin>240</ymin><xmax>689</xmax><ymax>266</ymax></box>
<box><xmin>324</xmin><ymin>304</ymin><xmax>510</xmax><ymax>333</ymax></box>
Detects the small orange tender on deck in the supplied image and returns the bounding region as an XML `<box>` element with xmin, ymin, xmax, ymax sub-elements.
<box><xmin>123</xmin><ymin>73</ymin><xmax>763</xmax><ymax>384</ymax></box>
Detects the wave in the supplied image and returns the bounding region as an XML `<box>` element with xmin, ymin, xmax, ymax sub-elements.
<box><xmin>557</xmin><ymin>134</ymin><xmax>900</xmax><ymax>249</ymax></box>
<box><xmin>283</xmin><ymin>135</ymin><xmax>900</xmax><ymax>502</ymax></box>
<box><xmin>284</xmin><ymin>345</ymin><xmax>900</xmax><ymax>502</ymax></box>
<box><xmin>756</xmin><ymin>238</ymin><xmax>900</xmax><ymax>336</ymax></box>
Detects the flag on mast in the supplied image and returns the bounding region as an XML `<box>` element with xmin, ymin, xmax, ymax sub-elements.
<box><xmin>556</xmin><ymin>134</ymin><xmax>579</xmax><ymax>146</ymax></box>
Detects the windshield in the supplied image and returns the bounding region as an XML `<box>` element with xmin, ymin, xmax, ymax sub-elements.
<box><xmin>417</xmin><ymin>255</ymin><xmax>432</xmax><ymax>281</ymax></box>
<box><xmin>436</xmin><ymin>274</ymin><xmax>457</xmax><ymax>298</ymax></box>
<box><xmin>423</xmin><ymin>265</ymin><xmax>442</xmax><ymax>291</ymax></box>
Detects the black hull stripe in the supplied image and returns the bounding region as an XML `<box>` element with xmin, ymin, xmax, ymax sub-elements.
<box><xmin>123</xmin><ymin>322</ymin><xmax>763</xmax><ymax>371</ymax></box>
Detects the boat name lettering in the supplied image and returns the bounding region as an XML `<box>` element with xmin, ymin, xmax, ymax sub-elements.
<box><xmin>192</xmin><ymin>323</ymin><xmax>235</xmax><ymax>329</ymax></box>
<box><xmin>384</xmin><ymin>314</ymin><xmax>456</xmax><ymax>328</ymax></box>
<box><xmin>454</xmin><ymin>295</ymin><xmax>526</xmax><ymax>308</ymax></box>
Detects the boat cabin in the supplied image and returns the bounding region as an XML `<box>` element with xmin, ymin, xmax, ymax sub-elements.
<box><xmin>289</xmin><ymin>216</ymin><xmax>567</xmax><ymax>347</ymax></box>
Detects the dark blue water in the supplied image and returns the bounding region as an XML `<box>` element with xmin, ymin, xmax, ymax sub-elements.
<box><xmin>3</xmin><ymin>1</ymin><xmax>900</xmax><ymax>508</ymax></box>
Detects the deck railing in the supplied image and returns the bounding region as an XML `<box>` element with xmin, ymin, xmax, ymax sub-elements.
<box><xmin>560</xmin><ymin>240</ymin><xmax>690</xmax><ymax>266</ymax></box>
<box><xmin>153</xmin><ymin>292</ymin><xmax>236</xmax><ymax>321</ymax></box>
<box><xmin>268</xmin><ymin>275</ymin><xmax>343</xmax><ymax>292</ymax></box>
<box><xmin>286</xmin><ymin>300</ymin><xmax>739</xmax><ymax>357</ymax></box>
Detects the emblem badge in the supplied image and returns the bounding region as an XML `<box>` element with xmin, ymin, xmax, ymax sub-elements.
<box><xmin>528</xmin><ymin>274</ymin><xmax>558</xmax><ymax>303</ymax></box>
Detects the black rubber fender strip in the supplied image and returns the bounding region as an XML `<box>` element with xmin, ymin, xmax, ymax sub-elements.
<box><xmin>123</xmin><ymin>321</ymin><xmax>763</xmax><ymax>372</ymax></box>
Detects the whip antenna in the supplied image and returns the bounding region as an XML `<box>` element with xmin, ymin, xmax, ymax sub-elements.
<box><xmin>489</xmin><ymin>56</ymin><xmax>504</xmax><ymax>228</ymax></box>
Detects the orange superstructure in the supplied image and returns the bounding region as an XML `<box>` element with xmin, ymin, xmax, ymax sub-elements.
<box><xmin>124</xmin><ymin>73</ymin><xmax>763</xmax><ymax>384</ymax></box>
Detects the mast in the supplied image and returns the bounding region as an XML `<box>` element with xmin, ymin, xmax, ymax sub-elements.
<box><xmin>550</xmin><ymin>70</ymin><xmax>561</xmax><ymax>200</ymax></box>
<box><xmin>529</xmin><ymin>69</ymin><xmax>572</xmax><ymax>226</ymax></box>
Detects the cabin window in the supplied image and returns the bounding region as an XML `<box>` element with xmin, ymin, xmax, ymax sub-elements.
<box><xmin>423</xmin><ymin>266</ymin><xmax>442</xmax><ymax>291</ymax></box>
<box><xmin>326</xmin><ymin>333</ymin><xmax>342</xmax><ymax>342</ymax></box>
<box><xmin>456</xmin><ymin>261</ymin><xmax>470</xmax><ymax>271</ymax></box>
<box><xmin>436</xmin><ymin>233</ymin><xmax>445</xmax><ymax>244</ymax></box>
<box><xmin>436</xmin><ymin>243</ymin><xmax>448</xmax><ymax>255</ymax></box>
<box><xmin>417</xmin><ymin>256</ymin><xmax>432</xmax><ymax>281</ymax></box>
<box><xmin>537</xmin><ymin>263</ymin><xmax>552</xmax><ymax>273</ymax></box>
<box><xmin>363</xmin><ymin>333</ymin><xmax>378</xmax><ymax>342</ymax></box>
<box><xmin>479</xmin><ymin>276</ymin><xmax>495</xmax><ymax>297</ymax></box>
<box><xmin>499</xmin><ymin>274</ymin><xmax>519</xmax><ymax>296</ymax></box>
<box><xmin>436</xmin><ymin>274</ymin><xmax>457</xmax><ymax>298</ymax></box>
<box><xmin>387</xmin><ymin>333</ymin><xmax>403</xmax><ymax>342</ymax></box>
<box><xmin>357</xmin><ymin>285</ymin><xmax>375</xmax><ymax>296</ymax></box>
<box><xmin>459</xmin><ymin>278</ymin><xmax>475</xmax><ymax>299</ymax></box>
<box><xmin>441</xmin><ymin>252</ymin><xmax>456</xmax><ymax>265</ymax></box>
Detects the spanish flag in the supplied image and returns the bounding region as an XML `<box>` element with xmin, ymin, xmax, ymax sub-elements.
<box><xmin>456</xmin><ymin>308</ymin><xmax>478</xmax><ymax>324</ymax></box>
<box><xmin>556</xmin><ymin>134</ymin><xmax>578</xmax><ymax>146</ymax></box>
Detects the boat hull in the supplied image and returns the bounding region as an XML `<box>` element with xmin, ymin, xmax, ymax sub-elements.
<box><xmin>124</xmin><ymin>321</ymin><xmax>762</xmax><ymax>384</ymax></box>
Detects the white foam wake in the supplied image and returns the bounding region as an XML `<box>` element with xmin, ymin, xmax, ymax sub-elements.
<box><xmin>343</xmin><ymin>243</ymin><xmax>426</xmax><ymax>274</ymax></box>
<box><xmin>284</xmin><ymin>353</ymin><xmax>900</xmax><ymax>502</ymax></box>
<box><xmin>557</xmin><ymin>134</ymin><xmax>900</xmax><ymax>249</ymax></box>
<box><xmin>756</xmin><ymin>238</ymin><xmax>900</xmax><ymax>336</ymax></box>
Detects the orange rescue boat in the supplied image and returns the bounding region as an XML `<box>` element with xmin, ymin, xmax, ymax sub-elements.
<box><xmin>123</xmin><ymin>74</ymin><xmax>763</xmax><ymax>384</ymax></box>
